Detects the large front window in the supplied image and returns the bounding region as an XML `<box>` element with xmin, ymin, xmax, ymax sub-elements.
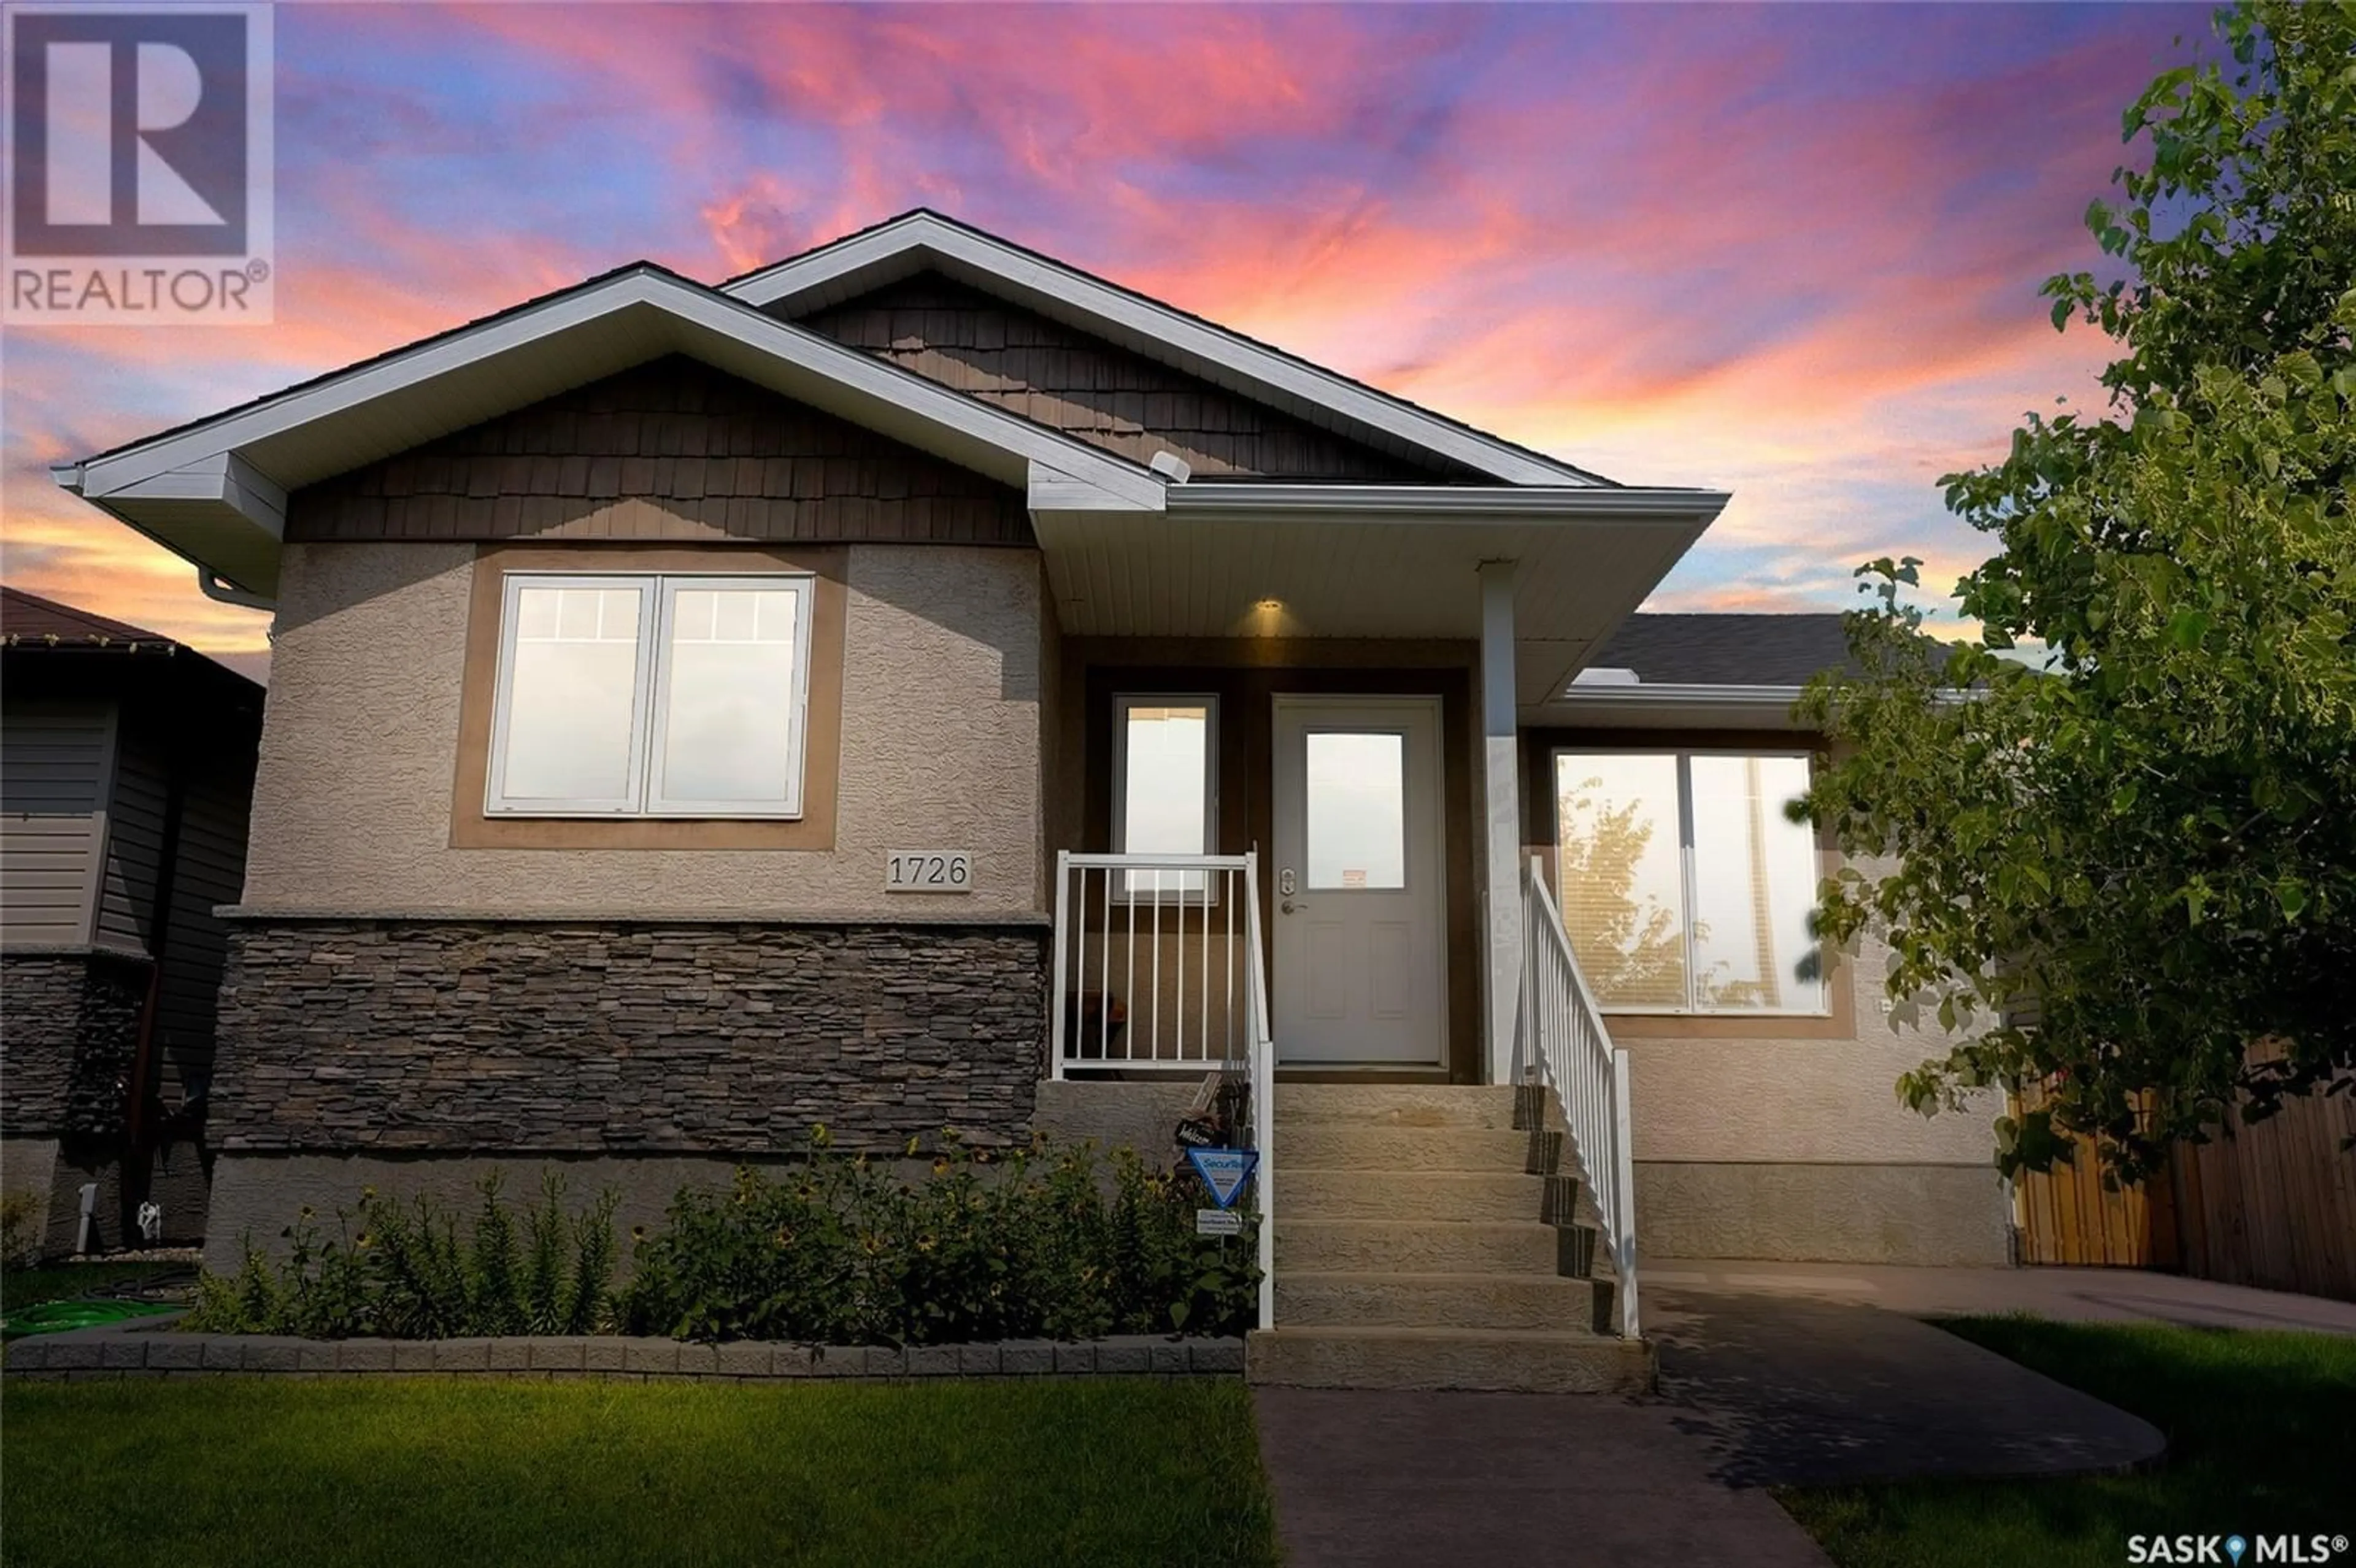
<box><xmin>1553</xmin><ymin>750</ymin><xmax>1827</xmax><ymax>1015</ymax></box>
<box><xmin>487</xmin><ymin>572</ymin><xmax>813</xmax><ymax>817</ymax></box>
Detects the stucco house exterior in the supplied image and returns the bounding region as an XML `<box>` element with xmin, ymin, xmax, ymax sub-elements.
<box><xmin>47</xmin><ymin>212</ymin><xmax>2004</xmax><ymax>1385</ymax></box>
<box><xmin>1</xmin><ymin>588</ymin><xmax>263</xmax><ymax>1256</ymax></box>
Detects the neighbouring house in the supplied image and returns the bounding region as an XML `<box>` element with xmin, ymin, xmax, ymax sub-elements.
<box><xmin>0</xmin><ymin>588</ymin><xmax>263</xmax><ymax>1257</ymax></box>
<box><xmin>48</xmin><ymin>211</ymin><xmax>2004</xmax><ymax>1384</ymax></box>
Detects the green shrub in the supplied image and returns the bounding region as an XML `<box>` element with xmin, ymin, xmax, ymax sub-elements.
<box><xmin>186</xmin><ymin>1172</ymin><xmax>618</xmax><ymax>1337</ymax></box>
<box><xmin>1</xmin><ymin>1189</ymin><xmax>41</xmax><ymax>1270</ymax></box>
<box><xmin>619</xmin><ymin>1134</ymin><xmax>1258</xmax><ymax>1345</ymax></box>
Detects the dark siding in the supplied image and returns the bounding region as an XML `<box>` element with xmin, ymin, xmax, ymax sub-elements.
<box><xmin>286</xmin><ymin>356</ymin><xmax>1033</xmax><ymax>546</ymax></box>
<box><xmin>793</xmin><ymin>272</ymin><xmax>1476</xmax><ymax>482</ymax></box>
<box><xmin>0</xmin><ymin>701</ymin><xmax>112</xmax><ymax>944</ymax></box>
<box><xmin>151</xmin><ymin>746</ymin><xmax>250</xmax><ymax>1106</ymax></box>
<box><xmin>95</xmin><ymin>728</ymin><xmax>167</xmax><ymax>955</ymax></box>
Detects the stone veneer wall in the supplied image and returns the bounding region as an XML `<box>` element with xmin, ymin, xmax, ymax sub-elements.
<box><xmin>212</xmin><ymin>920</ymin><xmax>1047</xmax><ymax>1154</ymax></box>
<box><xmin>0</xmin><ymin>950</ymin><xmax>150</xmax><ymax>1139</ymax></box>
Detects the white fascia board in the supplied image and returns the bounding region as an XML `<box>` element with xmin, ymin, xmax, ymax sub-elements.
<box><xmin>104</xmin><ymin>450</ymin><xmax>287</xmax><ymax>532</ymax></box>
<box><xmin>724</xmin><ymin>213</ymin><xmax>1606</xmax><ymax>490</ymax></box>
<box><xmin>1165</xmin><ymin>483</ymin><xmax>1730</xmax><ymax>525</ymax></box>
<box><xmin>1028</xmin><ymin>461</ymin><xmax>1164</xmax><ymax>512</ymax></box>
<box><xmin>67</xmin><ymin>269</ymin><xmax>1162</xmax><ymax>511</ymax></box>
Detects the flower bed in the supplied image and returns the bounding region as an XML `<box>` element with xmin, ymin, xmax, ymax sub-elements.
<box><xmin>185</xmin><ymin>1135</ymin><xmax>1261</xmax><ymax>1345</ymax></box>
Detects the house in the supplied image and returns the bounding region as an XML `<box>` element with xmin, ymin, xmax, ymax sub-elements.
<box><xmin>1</xmin><ymin>588</ymin><xmax>263</xmax><ymax>1257</ymax></box>
<box><xmin>48</xmin><ymin>212</ymin><xmax>2005</xmax><ymax>1386</ymax></box>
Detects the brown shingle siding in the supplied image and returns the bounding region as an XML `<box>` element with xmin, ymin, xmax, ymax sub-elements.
<box><xmin>791</xmin><ymin>272</ymin><xmax>1478</xmax><ymax>483</ymax></box>
<box><xmin>285</xmin><ymin>356</ymin><xmax>1033</xmax><ymax>547</ymax></box>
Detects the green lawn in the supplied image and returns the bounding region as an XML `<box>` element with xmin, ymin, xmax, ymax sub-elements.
<box><xmin>1</xmin><ymin>1261</ymin><xmax>188</xmax><ymax>1311</ymax></box>
<box><xmin>0</xmin><ymin>1377</ymin><xmax>1279</xmax><ymax>1568</ymax></box>
<box><xmin>1779</xmin><ymin>1316</ymin><xmax>2356</xmax><ymax>1568</ymax></box>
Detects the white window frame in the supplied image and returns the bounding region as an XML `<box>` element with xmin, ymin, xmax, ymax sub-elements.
<box><xmin>485</xmin><ymin>570</ymin><xmax>814</xmax><ymax>820</ymax></box>
<box><xmin>644</xmin><ymin>575</ymin><xmax>817</xmax><ymax>818</ymax></box>
<box><xmin>1111</xmin><ymin>693</ymin><xmax>1220</xmax><ymax>902</ymax></box>
<box><xmin>1553</xmin><ymin>746</ymin><xmax>1829</xmax><ymax>1018</ymax></box>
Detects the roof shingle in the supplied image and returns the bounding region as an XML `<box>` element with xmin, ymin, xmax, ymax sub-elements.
<box><xmin>0</xmin><ymin>585</ymin><xmax>177</xmax><ymax>648</ymax></box>
<box><xmin>1588</xmin><ymin>613</ymin><xmax>1857</xmax><ymax>687</ymax></box>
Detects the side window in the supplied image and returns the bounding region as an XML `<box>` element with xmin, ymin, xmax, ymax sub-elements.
<box><xmin>1112</xmin><ymin>696</ymin><xmax>1217</xmax><ymax>897</ymax></box>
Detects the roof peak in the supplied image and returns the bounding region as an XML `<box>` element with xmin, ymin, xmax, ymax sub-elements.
<box><xmin>723</xmin><ymin>209</ymin><xmax>1622</xmax><ymax>490</ymax></box>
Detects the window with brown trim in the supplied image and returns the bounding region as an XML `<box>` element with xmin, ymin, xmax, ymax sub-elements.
<box><xmin>450</xmin><ymin>544</ymin><xmax>845</xmax><ymax>851</ymax></box>
<box><xmin>486</xmin><ymin>571</ymin><xmax>815</xmax><ymax>818</ymax></box>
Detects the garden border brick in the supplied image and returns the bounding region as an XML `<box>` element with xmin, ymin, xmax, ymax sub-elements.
<box><xmin>2</xmin><ymin>1321</ymin><xmax>1242</xmax><ymax>1383</ymax></box>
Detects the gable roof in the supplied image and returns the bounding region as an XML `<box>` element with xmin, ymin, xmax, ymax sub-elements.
<box><xmin>55</xmin><ymin>261</ymin><xmax>1166</xmax><ymax>598</ymax></box>
<box><xmin>724</xmin><ymin>209</ymin><xmax>1612</xmax><ymax>489</ymax></box>
<box><xmin>1588</xmin><ymin>613</ymin><xmax>1858</xmax><ymax>686</ymax></box>
<box><xmin>54</xmin><ymin>210</ymin><xmax>1725</xmax><ymax>654</ymax></box>
<box><xmin>795</xmin><ymin>268</ymin><xmax>1472</xmax><ymax>483</ymax></box>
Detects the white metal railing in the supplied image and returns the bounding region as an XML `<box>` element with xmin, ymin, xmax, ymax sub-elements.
<box><xmin>1050</xmin><ymin>850</ymin><xmax>1276</xmax><ymax>1331</ymax></box>
<box><xmin>1519</xmin><ymin>854</ymin><xmax>1641</xmax><ymax>1337</ymax></box>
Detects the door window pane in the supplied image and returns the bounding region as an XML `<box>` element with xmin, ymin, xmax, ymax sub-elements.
<box><xmin>1554</xmin><ymin>753</ymin><xmax>1688</xmax><ymax>1008</ymax></box>
<box><xmin>656</xmin><ymin>586</ymin><xmax>800</xmax><ymax>807</ymax></box>
<box><xmin>1688</xmin><ymin>755</ymin><xmax>1822</xmax><ymax>1012</ymax></box>
<box><xmin>1305</xmin><ymin>731</ymin><xmax>1406</xmax><ymax>890</ymax></box>
<box><xmin>499</xmin><ymin>585</ymin><xmax>644</xmax><ymax>802</ymax></box>
<box><xmin>1118</xmin><ymin>700</ymin><xmax>1214</xmax><ymax>895</ymax></box>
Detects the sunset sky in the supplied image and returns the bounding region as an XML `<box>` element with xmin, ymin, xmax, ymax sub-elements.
<box><xmin>0</xmin><ymin>2</ymin><xmax>2216</xmax><ymax>680</ymax></box>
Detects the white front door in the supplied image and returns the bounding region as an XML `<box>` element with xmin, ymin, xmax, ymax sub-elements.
<box><xmin>1271</xmin><ymin>696</ymin><xmax>1447</xmax><ymax>1066</ymax></box>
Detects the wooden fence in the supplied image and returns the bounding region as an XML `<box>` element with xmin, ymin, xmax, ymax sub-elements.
<box><xmin>2011</xmin><ymin>1072</ymin><xmax>2356</xmax><ymax>1302</ymax></box>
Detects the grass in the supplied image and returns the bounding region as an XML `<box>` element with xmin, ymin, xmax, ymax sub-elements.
<box><xmin>1779</xmin><ymin>1315</ymin><xmax>2356</xmax><ymax>1568</ymax></box>
<box><xmin>1</xmin><ymin>1260</ymin><xmax>187</xmax><ymax>1310</ymax></box>
<box><xmin>0</xmin><ymin>1376</ymin><xmax>1279</xmax><ymax>1568</ymax></box>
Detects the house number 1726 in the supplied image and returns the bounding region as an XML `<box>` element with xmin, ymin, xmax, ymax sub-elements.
<box><xmin>885</xmin><ymin>851</ymin><xmax>973</xmax><ymax>893</ymax></box>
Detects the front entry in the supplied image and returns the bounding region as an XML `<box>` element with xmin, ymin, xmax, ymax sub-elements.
<box><xmin>1271</xmin><ymin>696</ymin><xmax>1447</xmax><ymax>1066</ymax></box>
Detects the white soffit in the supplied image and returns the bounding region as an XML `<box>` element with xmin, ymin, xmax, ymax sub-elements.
<box><xmin>723</xmin><ymin>211</ymin><xmax>1612</xmax><ymax>490</ymax></box>
<box><xmin>1034</xmin><ymin>488</ymin><xmax>1725</xmax><ymax>705</ymax></box>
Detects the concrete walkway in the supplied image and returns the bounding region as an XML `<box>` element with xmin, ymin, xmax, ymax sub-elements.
<box><xmin>1253</xmin><ymin>1387</ymin><xmax>1833</xmax><ymax>1568</ymax></box>
<box><xmin>1645</xmin><ymin>1282</ymin><xmax>2166</xmax><ymax>1486</ymax></box>
<box><xmin>1255</xmin><ymin>1261</ymin><xmax>2355</xmax><ymax>1564</ymax></box>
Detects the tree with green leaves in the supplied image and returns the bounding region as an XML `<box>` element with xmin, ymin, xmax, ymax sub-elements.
<box><xmin>1797</xmin><ymin>0</ymin><xmax>2355</xmax><ymax>1182</ymax></box>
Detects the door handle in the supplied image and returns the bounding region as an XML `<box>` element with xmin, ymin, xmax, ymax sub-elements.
<box><xmin>1282</xmin><ymin>900</ymin><xmax>1304</xmax><ymax>914</ymax></box>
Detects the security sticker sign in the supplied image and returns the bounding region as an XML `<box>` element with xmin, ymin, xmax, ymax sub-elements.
<box><xmin>1187</xmin><ymin>1147</ymin><xmax>1258</xmax><ymax>1210</ymax></box>
<box><xmin>6</xmin><ymin>2</ymin><xmax>275</xmax><ymax>323</ymax></box>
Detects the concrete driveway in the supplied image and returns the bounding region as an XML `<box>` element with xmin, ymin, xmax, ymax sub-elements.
<box><xmin>1254</xmin><ymin>1262</ymin><xmax>2353</xmax><ymax>1566</ymax></box>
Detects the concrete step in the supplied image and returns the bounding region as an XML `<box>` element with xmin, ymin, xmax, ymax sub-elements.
<box><xmin>1248</xmin><ymin>1325</ymin><xmax>1653</xmax><ymax>1393</ymax></box>
<box><xmin>1277</xmin><ymin>1169</ymin><xmax>1542</xmax><ymax>1222</ymax></box>
<box><xmin>1276</xmin><ymin>1218</ymin><xmax>1569</xmax><ymax>1275</ymax></box>
<box><xmin>1274</xmin><ymin>1085</ymin><xmax>1519</xmax><ymax>1129</ymax></box>
<box><xmin>1279</xmin><ymin>1124</ymin><xmax>1538</xmax><ymax>1172</ymax></box>
<box><xmin>1278</xmin><ymin>1271</ymin><xmax>1598</xmax><ymax>1332</ymax></box>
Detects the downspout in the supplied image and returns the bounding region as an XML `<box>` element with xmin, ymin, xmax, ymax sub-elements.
<box><xmin>196</xmin><ymin>569</ymin><xmax>275</xmax><ymax>612</ymax></box>
<box><xmin>121</xmin><ymin>712</ymin><xmax>190</xmax><ymax>1244</ymax></box>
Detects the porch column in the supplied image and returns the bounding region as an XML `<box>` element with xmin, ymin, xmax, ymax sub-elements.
<box><xmin>1477</xmin><ymin>561</ymin><xmax>1523</xmax><ymax>1085</ymax></box>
